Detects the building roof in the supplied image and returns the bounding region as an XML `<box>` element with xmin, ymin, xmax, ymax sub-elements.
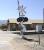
<box><xmin>9</xmin><ymin>19</ymin><xmax>17</xmax><ymax>23</ymax></box>
<box><xmin>31</xmin><ymin>19</ymin><xmax>43</xmax><ymax>23</ymax></box>
<box><xmin>9</xmin><ymin>19</ymin><xmax>43</xmax><ymax>24</ymax></box>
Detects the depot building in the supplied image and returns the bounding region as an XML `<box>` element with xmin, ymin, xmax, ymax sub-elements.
<box><xmin>7</xmin><ymin>19</ymin><xmax>44</xmax><ymax>31</ymax></box>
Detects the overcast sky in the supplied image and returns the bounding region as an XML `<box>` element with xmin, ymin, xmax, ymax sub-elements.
<box><xmin>0</xmin><ymin>0</ymin><xmax>44</xmax><ymax>20</ymax></box>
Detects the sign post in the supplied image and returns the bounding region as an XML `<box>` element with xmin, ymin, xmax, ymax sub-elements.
<box><xmin>36</xmin><ymin>24</ymin><xmax>42</xmax><ymax>45</ymax></box>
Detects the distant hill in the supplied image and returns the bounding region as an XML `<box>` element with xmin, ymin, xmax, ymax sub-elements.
<box><xmin>0</xmin><ymin>20</ymin><xmax>7</xmax><ymax>25</ymax></box>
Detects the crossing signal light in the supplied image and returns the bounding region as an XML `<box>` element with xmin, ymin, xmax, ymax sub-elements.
<box><xmin>24</xmin><ymin>17</ymin><xmax>28</xmax><ymax>22</ymax></box>
<box><xmin>17</xmin><ymin>17</ymin><xmax>28</xmax><ymax>22</ymax></box>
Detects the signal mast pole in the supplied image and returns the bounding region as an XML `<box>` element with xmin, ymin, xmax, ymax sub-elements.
<box><xmin>17</xmin><ymin>0</ymin><xmax>27</xmax><ymax>38</ymax></box>
<box><xmin>17</xmin><ymin>0</ymin><xmax>20</xmax><ymax>17</ymax></box>
<box><xmin>17</xmin><ymin>0</ymin><xmax>26</xmax><ymax>17</ymax></box>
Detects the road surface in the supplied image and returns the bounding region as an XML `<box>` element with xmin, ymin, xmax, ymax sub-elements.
<box><xmin>0</xmin><ymin>31</ymin><xmax>16</xmax><ymax>50</ymax></box>
<box><xmin>0</xmin><ymin>31</ymin><xmax>44</xmax><ymax>50</ymax></box>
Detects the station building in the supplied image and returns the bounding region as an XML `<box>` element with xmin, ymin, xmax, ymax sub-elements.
<box><xmin>7</xmin><ymin>19</ymin><xmax>44</xmax><ymax>31</ymax></box>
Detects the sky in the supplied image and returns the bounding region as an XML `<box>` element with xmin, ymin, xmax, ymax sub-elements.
<box><xmin>0</xmin><ymin>0</ymin><xmax>44</xmax><ymax>20</ymax></box>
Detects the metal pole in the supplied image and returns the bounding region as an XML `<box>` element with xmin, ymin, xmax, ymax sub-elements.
<box><xmin>38</xmin><ymin>33</ymin><xmax>40</xmax><ymax>45</ymax></box>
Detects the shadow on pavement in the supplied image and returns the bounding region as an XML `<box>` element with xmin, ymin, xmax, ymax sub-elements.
<box><xmin>23</xmin><ymin>36</ymin><xmax>39</xmax><ymax>42</ymax></box>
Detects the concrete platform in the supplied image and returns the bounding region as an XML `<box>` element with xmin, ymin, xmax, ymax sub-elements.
<box><xmin>10</xmin><ymin>30</ymin><xmax>44</xmax><ymax>35</ymax></box>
